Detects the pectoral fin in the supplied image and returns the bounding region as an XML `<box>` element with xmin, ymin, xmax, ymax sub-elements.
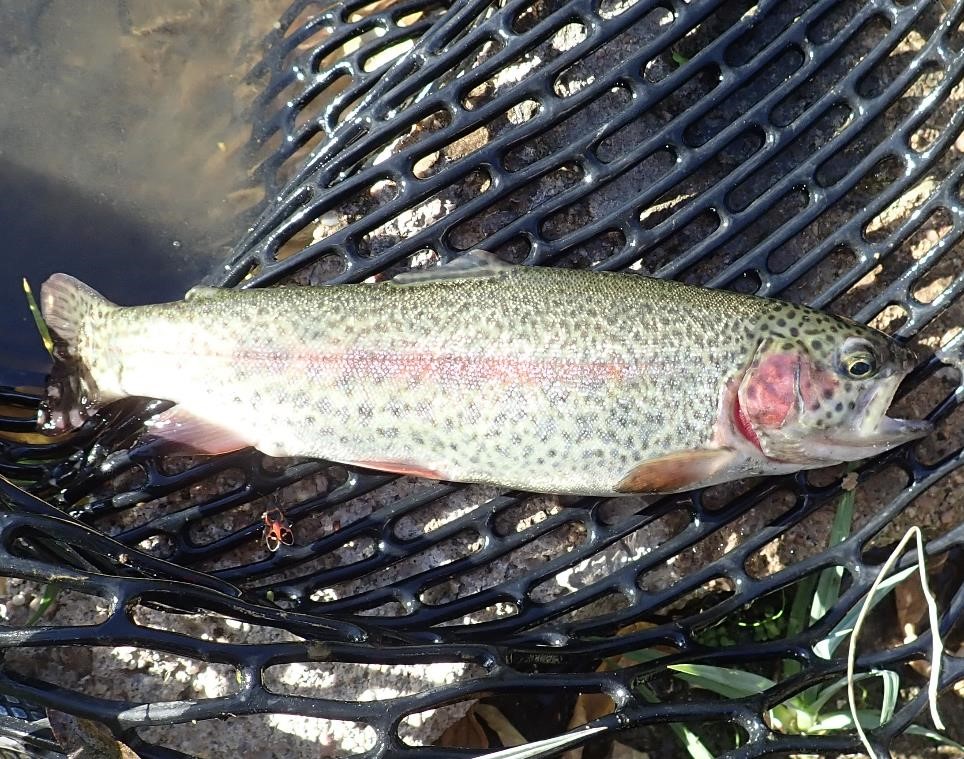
<box><xmin>615</xmin><ymin>448</ymin><xmax>736</xmax><ymax>493</ymax></box>
<box><xmin>145</xmin><ymin>407</ymin><xmax>253</xmax><ymax>454</ymax></box>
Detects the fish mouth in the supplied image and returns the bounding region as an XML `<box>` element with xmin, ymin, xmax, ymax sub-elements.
<box><xmin>822</xmin><ymin>378</ymin><xmax>932</xmax><ymax>453</ymax></box>
<box><xmin>877</xmin><ymin>414</ymin><xmax>932</xmax><ymax>440</ymax></box>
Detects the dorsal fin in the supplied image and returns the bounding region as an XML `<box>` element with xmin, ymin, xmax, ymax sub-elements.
<box><xmin>185</xmin><ymin>286</ymin><xmax>228</xmax><ymax>301</ymax></box>
<box><xmin>390</xmin><ymin>249</ymin><xmax>517</xmax><ymax>285</ymax></box>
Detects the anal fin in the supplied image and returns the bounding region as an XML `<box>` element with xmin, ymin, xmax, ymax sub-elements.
<box><xmin>347</xmin><ymin>459</ymin><xmax>447</xmax><ymax>480</ymax></box>
<box><xmin>615</xmin><ymin>448</ymin><xmax>735</xmax><ymax>494</ymax></box>
<box><xmin>145</xmin><ymin>407</ymin><xmax>252</xmax><ymax>454</ymax></box>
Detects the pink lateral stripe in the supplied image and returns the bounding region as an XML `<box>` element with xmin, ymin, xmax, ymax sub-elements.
<box><xmin>233</xmin><ymin>348</ymin><xmax>636</xmax><ymax>385</ymax></box>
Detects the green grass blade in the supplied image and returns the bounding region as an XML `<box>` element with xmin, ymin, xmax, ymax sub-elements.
<box><xmin>878</xmin><ymin>669</ymin><xmax>899</xmax><ymax>724</ymax></box>
<box><xmin>848</xmin><ymin>527</ymin><xmax>946</xmax><ymax>758</ymax></box>
<box><xmin>814</xmin><ymin>565</ymin><xmax>917</xmax><ymax>660</ymax></box>
<box><xmin>668</xmin><ymin>664</ymin><xmax>775</xmax><ymax>698</ymax></box>
<box><xmin>810</xmin><ymin>475</ymin><xmax>857</xmax><ymax>625</ymax></box>
<box><xmin>23</xmin><ymin>278</ymin><xmax>53</xmax><ymax>356</ymax></box>
<box><xmin>669</xmin><ymin>722</ymin><xmax>714</xmax><ymax>759</ymax></box>
<box><xmin>619</xmin><ymin>648</ymin><xmax>667</xmax><ymax>665</ymax></box>
<box><xmin>636</xmin><ymin>680</ymin><xmax>714</xmax><ymax>759</ymax></box>
<box><xmin>904</xmin><ymin>725</ymin><xmax>964</xmax><ymax>751</ymax></box>
<box><xmin>25</xmin><ymin>582</ymin><xmax>60</xmax><ymax>626</ymax></box>
<box><xmin>810</xmin><ymin>710</ymin><xmax>885</xmax><ymax>732</ymax></box>
<box><xmin>784</xmin><ymin>572</ymin><xmax>820</xmax><ymax>679</ymax></box>
<box><xmin>805</xmin><ymin>672</ymin><xmax>884</xmax><ymax>717</ymax></box>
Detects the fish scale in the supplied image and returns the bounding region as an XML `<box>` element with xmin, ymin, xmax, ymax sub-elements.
<box><xmin>37</xmin><ymin>251</ymin><xmax>929</xmax><ymax>495</ymax></box>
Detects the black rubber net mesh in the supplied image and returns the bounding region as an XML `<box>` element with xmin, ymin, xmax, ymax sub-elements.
<box><xmin>1</xmin><ymin>0</ymin><xmax>964</xmax><ymax>756</ymax></box>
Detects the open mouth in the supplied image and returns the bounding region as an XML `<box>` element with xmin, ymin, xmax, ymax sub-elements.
<box><xmin>834</xmin><ymin>380</ymin><xmax>933</xmax><ymax>448</ymax></box>
<box><xmin>842</xmin><ymin>414</ymin><xmax>933</xmax><ymax>447</ymax></box>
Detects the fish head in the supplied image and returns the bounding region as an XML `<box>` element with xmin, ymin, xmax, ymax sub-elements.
<box><xmin>734</xmin><ymin>311</ymin><xmax>931</xmax><ymax>466</ymax></box>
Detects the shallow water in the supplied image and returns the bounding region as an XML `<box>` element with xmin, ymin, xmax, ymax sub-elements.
<box><xmin>0</xmin><ymin>0</ymin><xmax>289</xmax><ymax>386</ymax></box>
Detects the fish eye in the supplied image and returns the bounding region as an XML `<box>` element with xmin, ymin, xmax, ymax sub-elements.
<box><xmin>842</xmin><ymin>352</ymin><xmax>878</xmax><ymax>379</ymax></box>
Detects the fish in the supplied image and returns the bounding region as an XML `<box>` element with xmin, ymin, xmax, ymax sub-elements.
<box><xmin>36</xmin><ymin>250</ymin><xmax>931</xmax><ymax>496</ymax></box>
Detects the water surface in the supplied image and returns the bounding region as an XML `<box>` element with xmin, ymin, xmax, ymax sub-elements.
<box><xmin>0</xmin><ymin>0</ymin><xmax>289</xmax><ymax>386</ymax></box>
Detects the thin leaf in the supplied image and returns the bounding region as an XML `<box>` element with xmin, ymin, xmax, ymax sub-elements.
<box><xmin>23</xmin><ymin>278</ymin><xmax>53</xmax><ymax>356</ymax></box>
<box><xmin>878</xmin><ymin>669</ymin><xmax>899</xmax><ymax>724</ymax></box>
<box><xmin>904</xmin><ymin>725</ymin><xmax>964</xmax><ymax>751</ymax></box>
<box><xmin>810</xmin><ymin>710</ymin><xmax>885</xmax><ymax>733</ymax></box>
<box><xmin>784</xmin><ymin>572</ymin><xmax>820</xmax><ymax>679</ymax></box>
<box><xmin>618</xmin><ymin>648</ymin><xmax>667</xmax><ymax>665</ymax></box>
<box><xmin>668</xmin><ymin>664</ymin><xmax>775</xmax><ymax>699</ymax></box>
<box><xmin>25</xmin><ymin>582</ymin><xmax>60</xmax><ymax>626</ymax></box>
<box><xmin>478</xmin><ymin>726</ymin><xmax>608</xmax><ymax>759</ymax></box>
<box><xmin>787</xmin><ymin>573</ymin><xmax>819</xmax><ymax>637</ymax></box>
<box><xmin>808</xmin><ymin>712</ymin><xmax>856</xmax><ymax>732</ymax></box>
<box><xmin>848</xmin><ymin>527</ymin><xmax>945</xmax><ymax>759</ymax></box>
<box><xmin>810</xmin><ymin>480</ymin><xmax>856</xmax><ymax>624</ymax></box>
<box><xmin>805</xmin><ymin>671</ymin><xmax>892</xmax><ymax>717</ymax></box>
<box><xmin>669</xmin><ymin>722</ymin><xmax>715</xmax><ymax>759</ymax></box>
<box><xmin>814</xmin><ymin>565</ymin><xmax>917</xmax><ymax>659</ymax></box>
<box><xmin>636</xmin><ymin>681</ymin><xmax>714</xmax><ymax>759</ymax></box>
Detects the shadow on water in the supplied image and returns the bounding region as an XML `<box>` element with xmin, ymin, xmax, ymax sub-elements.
<box><xmin>0</xmin><ymin>159</ymin><xmax>214</xmax><ymax>387</ymax></box>
<box><xmin>0</xmin><ymin>0</ymin><xmax>292</xmax><ymax>388</ymax></box>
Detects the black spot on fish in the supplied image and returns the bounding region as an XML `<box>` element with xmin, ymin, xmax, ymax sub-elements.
<box><xmin>835</xmin><ymin>402</ymin><xmax>844</xmax><ymax>412</ymax></box>
<box><xmin>790</xmin><ymin>327</ymin><xmax>799</xmax><ymax>337</ymax></box>
<box><xmin>812</xmin><ymin>340</ymin><xmax>823</xmax><ymax>351</ymax></box>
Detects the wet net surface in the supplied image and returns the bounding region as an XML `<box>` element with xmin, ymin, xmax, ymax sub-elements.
<box><xmin>2</xmin><ymin>0</ymin><xmax>964</xmax><ymax>756</ymax></box>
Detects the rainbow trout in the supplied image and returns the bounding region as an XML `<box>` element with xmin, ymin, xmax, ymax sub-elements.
<box><xmin>37</xmin><ymin>251</ymin><xmax>930</xmax><ymax>496</ymax></box>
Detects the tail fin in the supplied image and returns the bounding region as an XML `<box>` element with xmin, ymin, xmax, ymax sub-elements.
<box><xmin>37</xmin><ymin>274</ymin><xmax>117</xmax><ymax>434</ymax></box>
